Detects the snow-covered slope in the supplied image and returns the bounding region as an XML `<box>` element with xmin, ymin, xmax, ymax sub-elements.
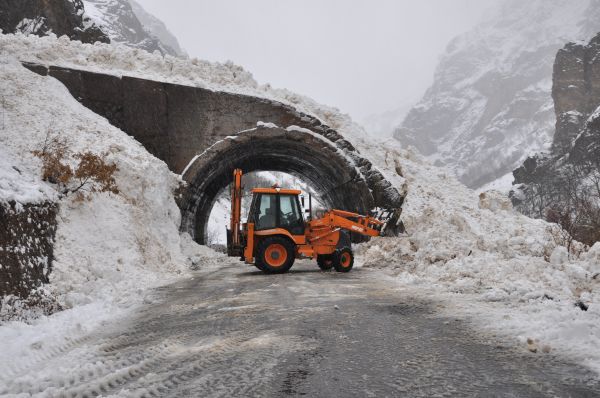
<box><xmin>82</xmin><ymin>0</ymin><xmax>185</xmax><ymax>56</ymax></box>
<box><xmin>394</xmin><ymin>0</ymin><xmax>600</xmax><ymax>189</ymax></box>
<box><xmin>352</xmin><ymin>137</ymin><xmax>600</xmax><ymax>372</ymax></box>
<box><xmin>0</xmin><ymin>54</ymin><xmax>199</xmax><ymax>314</ymax></box>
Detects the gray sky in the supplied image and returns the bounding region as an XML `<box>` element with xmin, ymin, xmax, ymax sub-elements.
<box><xmin>136</xmin><ymin>0</ymin><xmax>496</xmax><ymax>121</ymax></box>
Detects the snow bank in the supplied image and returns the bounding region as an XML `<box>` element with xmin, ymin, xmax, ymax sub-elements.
<box><xmin>0</xmin><ymin>44</ymin><xmax>192</xmax><ymax>315</ymax></box>
<box><xmin>0</xmin><ymin>54</ymin><xmax>190</xmax><ymax>309</ymax></box>
<box><xmin>354</xmin><ymin>139</ymin><xmax>600</xmax><ymax>372</ymax></box>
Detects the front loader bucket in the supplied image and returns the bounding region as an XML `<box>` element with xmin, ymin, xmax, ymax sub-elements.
<box><xmin>376</xmin><ymin>208</ymin><xmax>405</xmax><ymax>237</ymax></box>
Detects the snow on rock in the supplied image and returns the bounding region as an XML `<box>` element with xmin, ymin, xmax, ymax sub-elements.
<box><xmin>0</xmin><ymin>146</ymin><xmax>56</xmax><ymax>205</ymax></box>
<box><xmin>82</xmin><ymin>0</ymin><xmax>185</xmax><ymax>57</ymax></box>
<box><xmin>354</xmin><ymin>138</ymin><xmax>600</xmax><ymax>372</ymax></box>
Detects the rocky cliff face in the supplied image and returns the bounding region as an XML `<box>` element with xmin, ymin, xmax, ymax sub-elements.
<box><xmin>514</xmin><ymin>32</ymin><xmax>600</xmax><ymax>182</ymax></box>
<box><xmin>511</xmin><ymin>32</ymin><xmax>600</xmax><ymax>245</ymax></box>
<box><xmin>551</xmin><ymin>34</ymin><xmax>600</xmax><ymax>157</ymax></box>
<box><xmin>0</xmin><ymin>201</ymin><xmax>58</xmax><ymax>298</ymax></box>
<box><xmin>82</xmin><ymin>0</ymin><xmax>184</xmax><ymax>56</ymax></box>
<box><xmin>0</xmin><ymin>0</ymin><xmax>109</xmax><ymax>44</ymax></box>
<box><xmin>394</xmin><ymin>0</ymin><xmax>600</xmax><ymax>189</ymax></box>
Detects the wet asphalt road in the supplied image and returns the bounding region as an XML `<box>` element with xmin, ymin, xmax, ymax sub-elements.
<box><xmin>7</xmin><ymin>260</ymin><xmax>600</xmax><ymax>397</ymax></box>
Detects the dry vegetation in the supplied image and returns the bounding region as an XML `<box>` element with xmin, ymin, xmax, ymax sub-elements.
<box><xmin>32</xmin><ymin>131</ymin><xmax>119</xmax><ymax>201</ymax></box>
<box><xmin>520</xmin><ymin>161</ymin><xmax>600</xmax><ymax>252</ymax></box>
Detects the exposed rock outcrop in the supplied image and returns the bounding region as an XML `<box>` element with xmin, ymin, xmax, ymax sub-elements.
<box><xmin>0</xmin><ymin>0</ymin><xmax>109</xmax><ymax>43</ymax></box>
<box><xmin>552</xmin><ymin>34</ymin><xmax>600</xmax><ymax>157</ymax></box>
<box><xmin>0</xmin><ymin>201</ymin><xmax>58</xmax><ymax>298</ymax></box>
<box><xmin>394</xmin><ymin>0</ymin><xmax>600</xmax><ymax>189</ymax></box>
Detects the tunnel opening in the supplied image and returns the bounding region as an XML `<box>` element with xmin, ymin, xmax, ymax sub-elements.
<box><xmin>180</xmin><ymin>126</ymin><xmax>376</xmax><ymax>245</ymax></box>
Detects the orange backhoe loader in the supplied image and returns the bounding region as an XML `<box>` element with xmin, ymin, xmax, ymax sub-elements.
<box><xmin>226</xmin><ymin>169</ymin><xmax>394</xmax><ymax>273</ymax></box>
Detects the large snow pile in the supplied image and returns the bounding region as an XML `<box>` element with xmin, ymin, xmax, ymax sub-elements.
<box><xmin>0</xmin><ymin>32</ymin><xmax>365</xmax><ymax>139</ymax></box>
<box><xmin>0</xmin><ymin>54</ymin><xmax>204</xmax><ymax>315</ymax></box>
<box><xmin>354</xmin><ymin>138</ymin><xmax>600</xmax><ymax>371</ymax></box>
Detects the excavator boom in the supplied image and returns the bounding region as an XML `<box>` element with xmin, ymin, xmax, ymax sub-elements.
<box><xmin>229</xmin><ymin>168</ymin><xmax>243</xmax><ymax>249</ymax></box>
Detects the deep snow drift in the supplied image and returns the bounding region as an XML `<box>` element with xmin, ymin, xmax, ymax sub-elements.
<box><xmin>0</xmin><ymin>55</ymin><xmax>188</xmax><ymax>309</ymax></box>
<box><xmin>353</xmin><ymin>138</ymin><xmax>600</xmax><ymax>372</ymax></box>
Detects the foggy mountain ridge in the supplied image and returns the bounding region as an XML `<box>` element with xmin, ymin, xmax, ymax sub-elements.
<box><xmin>82</xmin><ymin>0</ymin><xmax>185</xmax><ymax>57</ymax></box>
<box><xmin>394</xmin><ymin>0</ymin><xmax>600</xmax><ymax>189</ymax></box>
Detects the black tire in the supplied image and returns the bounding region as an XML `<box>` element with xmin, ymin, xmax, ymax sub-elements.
<box><xmin>333</xmin><ymin>247</ymin><xmax>354</xmax><ymax>273</ymax></box>
<box><xmin>255</xmin><ymin>236</ymin><xmax>296</xmax><ymax>274</ymax></box>
<box><xmin>317</xmin><ymin>254</ymin><xmax>334</xmax><ymax>271</ymax></box>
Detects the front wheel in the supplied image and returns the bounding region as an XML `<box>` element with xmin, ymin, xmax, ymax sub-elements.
<box><xmin>255</xmin><ymin>236</ymin><xmax>295</xmax><ymax>274</ymax></box>
<box><xmin>333</xmin><ymin>247</ymin><xmax>354</xmax><ymax>273</ymax></box>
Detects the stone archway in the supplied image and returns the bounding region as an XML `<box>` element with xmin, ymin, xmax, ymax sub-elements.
<box><xmin>180</xmin><ymin>125</ymin><xmax>403</xmax><ymax>244</ymax></box>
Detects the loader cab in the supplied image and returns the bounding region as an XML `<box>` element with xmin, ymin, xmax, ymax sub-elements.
<box><xmin>248</xmin><ymin>188</ymin><xmax>305</xmax><ymax>236</ymax></box>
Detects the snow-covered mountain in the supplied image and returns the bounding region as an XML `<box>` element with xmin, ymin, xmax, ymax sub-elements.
<box><xmin>0</xmin><ymin>0</ymin><xmax>109</xmax><ymax>44</ymax></box>
<box><xmin>394</xmin><ymin>0</ymin><xmax>600</xmax><ymax>189</ymax></box>
<box><xmin>82</xmin><ymin>0</ymin><xmax>185</xmax><ymax>56</ymax></box>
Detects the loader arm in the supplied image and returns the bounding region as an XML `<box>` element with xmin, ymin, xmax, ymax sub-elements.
<box><xmin>309</xmin><ymin>209</ymin><xmax>386</xmax><ymax>240</ymax></box>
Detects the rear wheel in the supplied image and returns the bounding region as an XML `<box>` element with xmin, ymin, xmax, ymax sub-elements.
<box><xmin>333</xmin><ymin>247</ymin><xmax>354</xmax><ymax>273</ymax></box>
<box><xmin>255</xmin><ymin>236</ymin><xmax>295</xmax><ymax>274</ymax></box>
<box><xmin>317</xmin><ymin>254</ymin><xmax>333</xmax><ymax>271</ymax></box>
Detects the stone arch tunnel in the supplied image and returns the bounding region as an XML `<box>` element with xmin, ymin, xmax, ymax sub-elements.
<box><xmin>23</xmin><ymin>62</ymin><xmax>405</xmax><ymax>243</ymax></box>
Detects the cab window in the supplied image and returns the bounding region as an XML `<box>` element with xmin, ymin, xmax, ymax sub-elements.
<box><xmin>255</xmin><ymin>194</ymin><xmax>277</xmax><ymax>230</ymax></box>
<box><xmin>279</xmin><ymin>194</ymin><xmax>304</xmax><ymax>235</ymax></box>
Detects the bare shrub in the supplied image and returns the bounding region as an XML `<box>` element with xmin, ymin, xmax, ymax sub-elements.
<box><xmin>32</xmin><ymin>131</ymin><xmax>119</xmax><ymax>199</ymax></box>
<box><xmin>540</xmin><ymin>163</ymin><xmax>600</xmax><ymax>252</ymax></box>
